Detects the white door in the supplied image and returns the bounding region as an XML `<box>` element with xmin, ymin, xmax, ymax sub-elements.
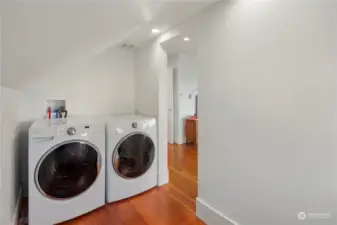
<box><xmin>172</xmin><ymin>69</ymin><xmax>179</xmax><ymax>144</ymax></box>
<box><xmin>167</xmin><ymin>68</ymin><xmax>174</xmax><ymax>144</ymax></box>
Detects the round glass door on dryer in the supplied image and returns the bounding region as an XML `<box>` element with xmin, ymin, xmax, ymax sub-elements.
<box><xmin>106</xmin><ymin>117</ymin><xmax>157</xmax><ymax>203</ymax></box>
<box><xmin>112</xmin><ymin>132</ymin><xmax>155</xmax><ymax>179</ymax></box>
<box><xmin>36</xmin><ymin>141</ymin><xmax>101</xmax><ymax>200</ymax></box>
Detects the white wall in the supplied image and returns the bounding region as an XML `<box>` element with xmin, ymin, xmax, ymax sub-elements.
<box><xmin>195</xmin><ymin>1</ymin><xmax>337</xmax><ymax>225</ymax></box>
<box><xmin>1</xmin><ymin>12</ymin><xmax>24</xmax><ymax>224</ymax></box>
<box><xmin>18</xmin><ymin>47</ymin><xmax>135</xmax><ymax>121</ymax></box>
<box><xmin>0</xmin><ymin>87</ymin><xmax>22</xmax><ymax>225</ymax></box>
<box><xmin>134</xmin><ymin>43</ymin><xmax>160</xmax><ymax>116</ymax></box>
<box><xmin>0</xmin><ymin>13</ymin><xmax>21</xmax><ymax>225</ymax></box>
<box><xmin>0</xmin><ymin>12</ymin><xmax>3</xmax><ymax>223</ymax></box>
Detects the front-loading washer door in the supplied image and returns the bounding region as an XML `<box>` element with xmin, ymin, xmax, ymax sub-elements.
<box><xmin>36</xmin><ymin>141</ymin><xmax>101</xmax><ymax>200</ymax></box>
<box><xmin>112</xmin><ymin>132</ymin><xmax>155</xmax><ymax>179</ymax></box>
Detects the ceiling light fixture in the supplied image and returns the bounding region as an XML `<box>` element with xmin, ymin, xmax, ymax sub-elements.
<box><xmin>184</xmin><ymin>37</ymin><xmax>190</xmax><ymax>42</ymax></box>
<box><xmin>152</xmin><ymin>28</ymin><xmax>160</xmax><ymax>34</ymax></box>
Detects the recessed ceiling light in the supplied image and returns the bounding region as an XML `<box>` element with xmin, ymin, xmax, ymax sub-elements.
<box><xmin>184</xmin><ymin>37</ymin><xmax>190</xmax><ymax>42</ymax></box>
<box><xmin>152</xmin><ymin>29</ymin><xmax>160</xmax><ymax>34</ymax></box>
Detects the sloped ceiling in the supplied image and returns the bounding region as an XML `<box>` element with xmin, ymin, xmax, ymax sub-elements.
<box><xmin>1</xmin><ymin>0</ymin><xmax>216</xmax><ymax>89</ymax></box>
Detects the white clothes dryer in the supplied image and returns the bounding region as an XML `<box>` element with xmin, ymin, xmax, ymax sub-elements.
<box><xmin>106</xmin><ymin>115</ymin><xmax>157</xmax><ymax>203</ymax></box>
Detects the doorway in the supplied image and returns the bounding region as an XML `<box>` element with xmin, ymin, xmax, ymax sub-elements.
<box><xmin>166</xmin><ymin>54</ymin><xmax>198</xmax><ymax>146</ymax></box>
<box><xmin>163</xmin><ymin>42</ymin><xmax>199</xmax><ymax>212</ymax></box>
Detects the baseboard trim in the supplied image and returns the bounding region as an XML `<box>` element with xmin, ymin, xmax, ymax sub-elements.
<box><xmin>12</xmin><ymin>187</ymin><xmax>22</xmax><ymax>225</ymax></box>
<box><xmin>157</xmin><ymin>169</ymin><xmax>169</xmax><ymax>186</ymax></box>
<box><xmin>196</xmin><ymin>198</ymin><xmax>238</xmax><ymax>225</ymax></box>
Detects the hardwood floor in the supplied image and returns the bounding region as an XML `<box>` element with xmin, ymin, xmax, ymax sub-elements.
<box><xmin>23</xmin><ymin>144</ymin><xmax>203</xmax><ymax>225</ymax></box>
<box><xmin>168</xmin><ymin>144</ymin><xmax>198</xmax><ymax>211</ymax></box>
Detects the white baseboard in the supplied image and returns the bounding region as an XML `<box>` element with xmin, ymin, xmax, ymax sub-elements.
<box><xmin>12</xmin><ymin>187</ymin><xmax>22</xmax><ymax>225</ymax></box>
<box><xmin>196</xmin><ymin>198</ymin><xmax>238</xmax><ymax>225</ymax></box>
<box><xmin>157</xmin><ymin>169</ymin><xmax>169</xmax><ymax>186</ymax></box>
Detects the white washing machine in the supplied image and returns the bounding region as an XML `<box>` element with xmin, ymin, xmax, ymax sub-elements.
<box><xmin>106</xmin><ymin>115</ymin><xmax>157</xmax><ymax>203</ymax></box>
<box><xmin>29</xmin><ymin>118</ymin><xmax>105</xmax><ymax>225</ymax></box>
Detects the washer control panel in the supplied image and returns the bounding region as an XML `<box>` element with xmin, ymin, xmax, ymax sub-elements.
<box><xmin>67</xmin><ymin>127</ymin><xmax>76</xmax><ymax>136</ymax></box>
